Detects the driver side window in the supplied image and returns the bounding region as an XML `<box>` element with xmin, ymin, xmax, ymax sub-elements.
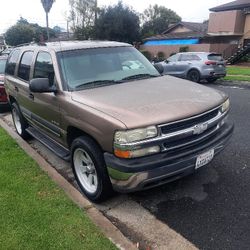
<box><xmin>166</xmin><ymin>54</ymin><xmax>179</xmax><ymax>63</ymax></box>
<box><xmin>33</xmin><ymin>52</ymin><xmax>55</xmax><ymax>86</ymax></box>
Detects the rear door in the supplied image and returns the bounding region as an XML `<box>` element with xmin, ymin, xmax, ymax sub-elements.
<box><xmin>177</xmin><ymin>54</ymin><xmax>201</xmax><ymax>77</ymax></box>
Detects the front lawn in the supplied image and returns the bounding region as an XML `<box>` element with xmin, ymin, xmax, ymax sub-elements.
<box><xmin>0</xmin><ymin>127</ymin><xmax>117</xmax><ymax>250</ymax></box>
<box><xmin>224</xmin><ymin>66</ymin><xmax>250</xmax><ymax>82</ymax></box>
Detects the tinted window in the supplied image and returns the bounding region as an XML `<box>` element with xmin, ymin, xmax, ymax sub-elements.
<box><xmin>5</xmin><ymin>49</ymin><xmax>21</xmax><ymax>75</ymax></box>
<box><xmin>208</xmin><ymin>54</ymin><xmax>223</xmax><ymax>61</ymax></box>
<box><xmin>179</xmin><ymin>54</ymin><xmax>201</xmax><ymax>61</ymax></box>
<box><xmin>0</xmin><ymin>58</ymin><xmax>7</xmax><ymax>74</ymax></box>
<box><xmin>167</xmin><ymin>54</ymin><xmax>179</xmax><ymax>62</ymax></box>
<box><xmin>34</xmin><ymin>52</ymin><xmax>55</xmax><ymax>85</ymax></box>
<box><xmin>18</xmin><ymin>51</ymin><xmax>34</xmax><ymax>81</ymax></box>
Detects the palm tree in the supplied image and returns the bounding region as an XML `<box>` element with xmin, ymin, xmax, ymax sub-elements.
<box><xmin>41</xmin><ymin>0</ymin><xmax>55</xmax><ymax>41</ymax></box>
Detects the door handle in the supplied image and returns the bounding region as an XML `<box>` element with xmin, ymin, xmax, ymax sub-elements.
<box><xmin>29</xmin><ymin>93</ymin><xmax>34</xmax><ymax>100</ymax></box>
<box><xmin>14</xmin><ymin>86</ymin><xmax>18</xmax><ymax>92</ymax></box>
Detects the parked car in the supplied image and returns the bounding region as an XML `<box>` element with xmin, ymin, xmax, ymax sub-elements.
<box><xmin>0</xmin><ymin>55</ymin><xmax>8</xmax><ymax>109</ymax></box>
<box><xmin>4</xmin><ymin>41</ymin><xmax>233</xmax><ymax>202</ymax></box>
<box><xmin>158</xmin><ymin>52</ymin><xmax>226</xmax><ymax>83</ymax></box>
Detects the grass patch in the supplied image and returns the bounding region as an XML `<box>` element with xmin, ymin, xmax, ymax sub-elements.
<box><xmin>224</xmin><ymin>75</ymin><xmax>250</xmax><ymax>82</ymax></box>
<box><xmin>226</xmin><ymin>66</ymin><xmax>250</xmax><ymax>76</ymax></box>
<box><xmin>0</xmin><ymin>127</ymin><xmax>117</xmax><ymax>250</ymax></box>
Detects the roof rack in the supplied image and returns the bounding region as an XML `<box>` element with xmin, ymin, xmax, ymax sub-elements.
<box><xmin>14</xmin><ymin>42</ymin><xmax>47</xmax><ymax>48</ymax></box>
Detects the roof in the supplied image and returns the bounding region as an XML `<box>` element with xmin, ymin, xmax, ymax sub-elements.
<box><xmin>14</xmin><ymin>40</ymin><xmax>132</xmax><ymax>52</ymax></box>
<box><xmin>162</xmin><ymin>21</ymin><xmax>208</xmax><ymax>35</ymax></box>
<box><xmin>210</xmin><ymin>0</ymin><xmax>250</xmax><ymax>12</ymax></box>
<box><xmin>144</xmin><ymin>22</ymin><xmax>208</xmax><ymax>41</ymax></box>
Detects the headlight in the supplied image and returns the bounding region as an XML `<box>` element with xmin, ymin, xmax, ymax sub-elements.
<box><xmin>114</xmin><ymin>126</ymin><xmax>159</xmax><ymax>158</ymax></box>
<box><xmin>221</xmin><ymin>99</ymin><xmax>230</xmax><ymax>113</ymax></box>
<box><xmin>114</xmin><ymin>126</ymin><xmax>158</xmax><ymax>144</ymax></box>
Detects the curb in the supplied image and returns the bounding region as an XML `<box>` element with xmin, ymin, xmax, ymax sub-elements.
<box><xmin>0</xmin><ymin>117</ymin><xmax>136</xmax><ymax>250</ymax></box>
<box><xmin>214</xmin><ymin>80</ymin><xmax>250</xmax><ymax>89</ymax></box>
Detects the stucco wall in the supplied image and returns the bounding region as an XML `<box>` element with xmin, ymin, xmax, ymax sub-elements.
<box><xmin>208</xmin><ymin>10</ymin><xmax>245</xmax><ymax>34</ymax></box>
<box><xmin>141</xmin><ymin>44</ymin><xmax>211</xmax><ymax>58</ymax></box>
<box><xmin>244</xmin><ymin>14</ymin><xmax>250</xmax><ymax>38</ymax></box>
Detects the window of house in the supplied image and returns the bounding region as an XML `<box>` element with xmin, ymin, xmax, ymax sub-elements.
<box><xmin>5</xmin><ymin>49</ymin><xmax>21</xmax><ymax>76</ymax></box>
<box><xmin>34</xmin><ymin>52</ymin><xmax>55</xmax><ymax>85</ymax></box>
<box><xmin>18</xmin><ymin>51</ymin><xmax>34</xmax><ymax>81</ymax></box>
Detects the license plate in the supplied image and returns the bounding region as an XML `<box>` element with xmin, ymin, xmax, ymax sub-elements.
<box><xmin>195</xmin><ymin>149</ymin><xmax>214</xmax><ymax>169</ymax></box>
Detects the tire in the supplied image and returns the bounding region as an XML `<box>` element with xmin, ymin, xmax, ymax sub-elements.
<box><xmin>11</xmin><ymin>102</ymin><xmax>29</xmax><ymax>139</ymax></box>
<box><xmin>207</xmin><ymin>78</ymin><xmax>217</xmax><ymax>83</ymax></box>
<box><xmin>71</xmin><ymin>136</ymin><xmax>114</xmax><ymax>202</ymax></box>
<box><xmin>187</xmin><ymin>69</ymin><xmax>200</xmax><ymax>83</ymax></box>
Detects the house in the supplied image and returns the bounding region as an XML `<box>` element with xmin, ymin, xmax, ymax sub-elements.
<box><xmin>141</xmin><ymin>0</ymin><xmax>250</xmax><ymax>63</ymax></box>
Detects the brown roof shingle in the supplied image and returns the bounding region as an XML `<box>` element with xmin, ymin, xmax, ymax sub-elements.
<box><xmin>210</xmin><ymin>0</ymin><xmax>250</xmax><ymax>12</ymax></box>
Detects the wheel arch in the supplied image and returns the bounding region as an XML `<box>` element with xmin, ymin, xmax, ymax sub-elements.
<box><xmin>66</xmin><ymin>126</ymin><xmax>103</xmax><ymax>152</ymax></box>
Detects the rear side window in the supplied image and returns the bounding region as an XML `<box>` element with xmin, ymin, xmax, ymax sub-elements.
<box><xmin>5</xmin><ymin>49</ymin><xmax>21</xmax><ymax>75</ymax></box>
<box><xmin>18</xmin><ymin>51</ymin><xmax>34</xmax><ymax>81</ymax></box>
<box><xmin>179</xmin><ymin>54</ymin><xmax>201</xmax><ymax>61</ymax></box>
<box><xmin>33</xmin><ymin>52</ymin><xmax>55</xmax><ymax>85</ymax></box>
<box><xmin>208</xmin><ymin>54</ymin><xmax>223</xmax><ymax>61</ymax></box>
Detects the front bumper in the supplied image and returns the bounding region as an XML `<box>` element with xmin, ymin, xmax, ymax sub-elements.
<box><xmin>104</xmin><ymin>123</ymin><xmax>234</xmax><ymax>193</ymax></box>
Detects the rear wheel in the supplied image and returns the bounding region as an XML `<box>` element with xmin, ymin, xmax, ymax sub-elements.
<box><xmin>71</xmin><ymin>136</ymin><xmax>114</xmax><ymax>202</ymax></box>
<box><xmin>11</xmin><ymin>102</ymin><xmax>29</xmax><ymax>139</ymax></box>
<box><xmin>187</xmin><ymin>69</ymin><xmax>200</xmax><ymax>83</ymax></box>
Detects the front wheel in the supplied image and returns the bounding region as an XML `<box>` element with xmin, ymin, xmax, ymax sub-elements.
<box><xmin>11</xmin><ymin>102</ymin><xmax>29</xmax><ymax>139</ymax></box>
<box><xmin>71</xmin><ymin>136</ymin><xmax>114</xmax><ymax>202</ymax></box>
<box><xmin>187</xmin><ymin>69</ymin><xmax>200</xmax><ymax>83</ymax></box>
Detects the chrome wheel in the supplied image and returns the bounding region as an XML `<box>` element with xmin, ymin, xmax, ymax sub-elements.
<box><xmin>73</xmin><ymin>148</ymin><xmax>98</xmax><ymax>194</ymax></box>
<box><xmin>12</xmin><ymin>107</ymin><xmax>22</xmax><ymax>135</ymax></box>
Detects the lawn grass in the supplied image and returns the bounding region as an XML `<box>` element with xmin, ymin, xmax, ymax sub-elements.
<box><xmin>224</xmin><ymin>75</ymin><xmax>250</xmax><ymax>82</ymax></box>
<box><xmin>226</xmin><ymin>66</ymin><xmax>250</xmax><ymax>76</ymax></box>
<box><xmin>0</xmin><ymin>127</ymin><xmax>117</xmax><ymax>250</ymax></box>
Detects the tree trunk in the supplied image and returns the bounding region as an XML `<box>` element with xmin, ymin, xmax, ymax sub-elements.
<box><xmin>46</xmin><ymin>12</ymin><xmax>50</xmax><ymax>41</ymax></box>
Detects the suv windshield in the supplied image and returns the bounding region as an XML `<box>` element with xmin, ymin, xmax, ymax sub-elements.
<box><xmin>57</xmin><ymin>46</ymin><xmax>160</xmax><ymax>90</ymax></box>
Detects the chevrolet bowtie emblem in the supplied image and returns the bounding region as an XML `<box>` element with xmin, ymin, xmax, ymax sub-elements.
<box><xmin>193</xmin><ymin>123</ymin><xmax>208</xmax><ymax>135</ymax></box>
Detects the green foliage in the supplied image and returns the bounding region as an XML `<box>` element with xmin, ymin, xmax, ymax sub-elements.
<box><xmin>157</xmin><ymin>51</ymin><xmax>165</xmax><ymax>61</ymax></box>
<box><xmin>140</xmin><ymin>50</ymin><xmax>152</xmax><ymax>61</ymax></box>
<box><xmin>94</xmin><ymin>2</ymin><xmax>140</xmax><ymax>44</ymax></box>
<box><xmin>227</xmin><ymin>66</ymin><xmax>250</xmax><ymax>76</ymax></box>
<box><xmin>69</xmin><ymin>0</ymin><xmax>97</xmax><ymax>39</ymax></box>
<box><xmin>5</xmin><ymin>18</ymin><xmax>56</xmax><ymax>46</ymax></box>
<box><xmin>141</xmin><ymin>4</ymin><xmax>181</xmax><ymax>38</ymax></box>
<box><xmin>179</xmin><ymin>46</ymin><xmax>189</xmax><ymax>52</ymax></box>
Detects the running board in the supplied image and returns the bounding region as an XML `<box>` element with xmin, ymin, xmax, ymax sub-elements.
<box><xmin>26</xmin><ymin>127</ymin><xmax>70</xmax><ymax>161</ymax></box>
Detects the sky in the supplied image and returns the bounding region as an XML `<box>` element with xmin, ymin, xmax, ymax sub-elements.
<box><xmin>0</xmin><ymin>0</ymin><xmax>231</xmax><ymax>34</ymax></box>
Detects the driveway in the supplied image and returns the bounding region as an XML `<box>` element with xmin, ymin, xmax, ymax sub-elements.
<box><xmin>1</xmin><ymin>83</ymin><xmax>249</xmax><ymax>249</ymax></box>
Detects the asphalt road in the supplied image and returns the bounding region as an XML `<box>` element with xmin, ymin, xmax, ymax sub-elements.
<box><xmin>132</xmin><ymin>84</ymin><xmax>250</xmax><ymax>250</ymax></box>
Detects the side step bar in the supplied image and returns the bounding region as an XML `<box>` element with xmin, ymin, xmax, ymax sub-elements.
<box><xmin>26</xmin><ymin>126</ymin><xmax>70</xmax><ymax>161</ymax></box>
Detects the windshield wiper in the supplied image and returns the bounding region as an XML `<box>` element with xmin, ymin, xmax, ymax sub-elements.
<box><xmin>122</xmin><ymin>74</ymin><xmax>159</xmax><ymax>81</ymax></box>
<box><xmin>75</xmin><ymin>80</ymin><xmax>122</xmax><ymax>90</ymax></box>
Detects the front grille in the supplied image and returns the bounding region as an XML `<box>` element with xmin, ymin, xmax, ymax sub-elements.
<box><xmin>159</xmin><ymin>106</ymin><xmax>227</xmax><ymax>155</ymax></box>
<box><xmin>161</xmin><ymin>107</ymin><xmax>219</xmax><ymax>134</ymax></box>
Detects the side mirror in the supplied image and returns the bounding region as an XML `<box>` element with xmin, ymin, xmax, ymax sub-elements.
<box><xmin>154</xmin><ymin>63</ymin><xmax>164</xmax><ymax>74</ymax></box>
<box><xmin>29</xmin><ymin>78</ymin><xmax>56</xmax><ymax>93</ymax></box>
<box><xmin>164</xmin><ymin>60</ymin><xmax>169</xmax><ymax>64</ymax></box>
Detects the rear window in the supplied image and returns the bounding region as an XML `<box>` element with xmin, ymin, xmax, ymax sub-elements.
<box><xmin>208</xmin><ymin>54</ymin><xmax>223</xmax><ymax>61</ymax></box>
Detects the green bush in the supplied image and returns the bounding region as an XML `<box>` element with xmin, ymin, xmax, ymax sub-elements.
<box><xmin>179</xmin><ymin>46</ymin><xmax>189</xmax><ymax>52</ymax></box>
<box><xmin>157</xmin><ymin>51</ymin><xmax>165</xmax><ymax>61</ymax></box>
<box><xmin>140</xmin><ymin>50</ymin><xmax>152</xmax><ymax>61</ymax></box>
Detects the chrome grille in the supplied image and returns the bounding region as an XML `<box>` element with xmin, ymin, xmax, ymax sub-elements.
<box><xmin>159</xmin><ymin>106</ymin><xmax>228</xmax><ymax>153</ymax></box>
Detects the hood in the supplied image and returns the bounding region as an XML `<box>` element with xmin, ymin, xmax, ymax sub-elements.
<box><xmin>71</xmin><ymin>75</ymin><xmax>227</xmax><ymax>128</ymax></box>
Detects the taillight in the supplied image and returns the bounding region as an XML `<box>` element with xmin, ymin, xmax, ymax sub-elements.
<box><xmin>205</xmin><ymin>60</ymin><xmax>217</xmax><ymax>65</ymax></box>
<box><xmin>0</xmin><ymin>86</ymin><xmax>7</xmax><ymax>102</ymax></box>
